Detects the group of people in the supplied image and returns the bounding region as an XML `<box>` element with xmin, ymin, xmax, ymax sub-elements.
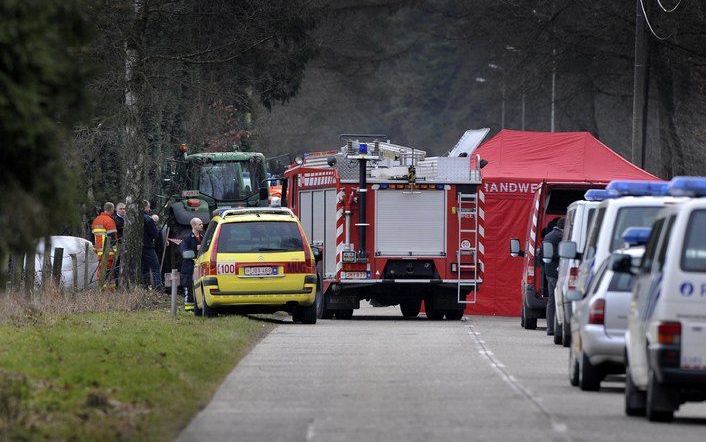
<box><xmin>91</xmin><ymin>200</ymin><xmax>205</xmax><ymax>311</ymax></box>
<box><xmin>90</xmin><ymin>200</ymin><xmax>164</xmax><ymax>290</ymax></box>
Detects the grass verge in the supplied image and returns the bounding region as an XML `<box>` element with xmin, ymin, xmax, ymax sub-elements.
<box><xmin>0</xmin><ymin>309</ymin><xmax>272</xmax><ymax>441</ymax></box>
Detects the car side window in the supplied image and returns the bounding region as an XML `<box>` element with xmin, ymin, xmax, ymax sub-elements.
<box><xmin>199</xmin><ymin>221</ymin><xmax>217</xmax><ymax>256</ymax></box>
<box><xmin>640</xmin><ymin>218</ymin><xmax>664</xmax><ymax>273</ymax></box>
<box><xmin>587</xmin><ymin>260</ymin><xmax>609</xmax><ymax>296</ymax></box>
<box><xmin>584</xmin><ymin>207</ymin><xmax>605</xmax><ymax>262</ymax></box>
<box><xmin>655</xmin><ymin>216</ymin><xmax>676</xmax><ymax>272</ymax></box>
<box><xmin>563</xmin><ymin>208</ymin><xmax>575</xmax><ymax>241</ymax></box>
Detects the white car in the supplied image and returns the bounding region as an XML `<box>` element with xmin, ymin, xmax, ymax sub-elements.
<box><xmin>560</xmin><ymin>180</ymin><xmax>679</xmax><ymax>311</ymax></box>
<box><xmin>553</xmin><ymin>197</ymin><xmax>599</xmax><ymax>346</ymax></box>
<box><xmin>567</xmin><ymin>232</ymin><xmax>646</xmax><ymax>391</ymax></box>
<box><xmin>623</xmin><ymin>177</ymin><xmax>706</xmax><ymax>422</ymax></box>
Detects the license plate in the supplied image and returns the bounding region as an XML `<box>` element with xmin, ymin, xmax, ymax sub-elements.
<box><xmin>342</xmin><ymin>271</ymin><xmax>367</xmax><ymax>279</ymax></box>
<box><xmin>243</xmin><ymin>266</ymin><xmax>280</xmax><ymax>277</ymax></box>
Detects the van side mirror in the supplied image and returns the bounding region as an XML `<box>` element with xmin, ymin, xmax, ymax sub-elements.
<box><xmin>182</xmin><ymin>250</ymin><xmax>195</xmax><ymax>260</ymax></box>
<box><xmin>510</xmin><ymin>238</ymin><xmax>524</xmax><ymax>257</ymax></box>
<box><xmin>542</xmin><ymin>241</ymin><xmax>554</xmax><ymax>264</ymax></box>
<box><xmin>610</xmin><ymin>253</ymin><xmax>633</xmax><ymax>274</ymax></box>
<box><xmin>558</xmin><ymin>240</ymin><xmax>578</xmax><ymax>260</ymax></box>
<box><xmin>311</xmin><ymin>245</ymin><xmax>323</xmax><ymax>262</ymax></box>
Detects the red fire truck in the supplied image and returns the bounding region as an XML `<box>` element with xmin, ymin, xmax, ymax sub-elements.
<box><xmin>280</xmin><ymin>135</ymin><xmax>484</xmax><ymax>320</ymax></box>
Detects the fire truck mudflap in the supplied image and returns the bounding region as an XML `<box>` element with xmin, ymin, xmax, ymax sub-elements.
<box><xmin>283</xmin><ymin>136</ymin><xmax>484</xmax><ymax>320</ymax></box>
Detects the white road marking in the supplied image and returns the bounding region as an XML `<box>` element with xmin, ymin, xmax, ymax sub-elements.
<box><xmin>466</xmin><ymin>323</ymin><xmax>571</xmax><ymax>438</ymax></box>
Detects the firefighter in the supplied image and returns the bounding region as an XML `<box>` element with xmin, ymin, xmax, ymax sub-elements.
<box><xmin>142</xmin><ymin>200</ymin><xmax>163</xmax><ymax>290</ymax></box>
<box><xmin>542</xmin><ymin>217</ymin><xmax>564</xmax><ymax>336</ymax></box>
<box><xmin>92</xmin><ymin>202</ymin><xmax>118</xmax><ymax>244</ymax></box>
<box><xmin>180</xmin><ymin>217</ymin><xmax>203</xmax><ymax>311</ymax></box>
<box><xmin>92</xmin><ymin>202</ymin><xmax>118</xmax><ymax>285</ymax></box>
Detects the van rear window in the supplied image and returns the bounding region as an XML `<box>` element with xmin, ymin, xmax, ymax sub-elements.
<box><xmin>217</xmin><ymin>221</ymin><xmax>304</xmax><ymax>253</ymax></box>
<box><xmin>681</xmin><ymin>210</ymin><xmax>706</xmax><ymax>272</ymax></box>
<box><xmin>609</xmin><ymin>206</ymin><xmax>662</xmax><ymax>251</ymax></box>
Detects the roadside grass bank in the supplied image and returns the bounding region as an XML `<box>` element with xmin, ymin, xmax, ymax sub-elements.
<box><xmin>0</xmin><ymin>290</ymin><xmax>272</xmax><ymax>441</ymax></box>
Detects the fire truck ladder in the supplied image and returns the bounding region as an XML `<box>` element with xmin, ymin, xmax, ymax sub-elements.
<box><xmin>457</xmin><ymin>192</ymin><xmax>479</xmax><ymax>304</ymax></box>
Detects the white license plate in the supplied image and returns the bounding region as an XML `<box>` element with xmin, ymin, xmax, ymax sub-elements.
<box><xmin>342</xmin><ymin>271</ymin><xmax>367</xmax><ymax>279</ymax></box>
<box><xmin>243</xmin><ymin>266</ymin><xmax>280</xmax><ymax>277</ymax></box>
<box><xmin>681</xmin><ymin>322</ymin><xmax>706</xmax><ymax>370</ymax></box>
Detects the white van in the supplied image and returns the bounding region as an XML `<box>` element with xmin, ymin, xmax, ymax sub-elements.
<box><xmin>553</xmin><ymin>197</ymin><xmax>599</xmax><ymax>346</ymax></box>
<box><xmin>623</xmin><ymin>177</ymin><xmax>706</xmax><ymax>422</ymax></box>
<box><xmin>560</xmin><ymin>181</ymin><xmax>676</xmax><ymax>309</ymax></box>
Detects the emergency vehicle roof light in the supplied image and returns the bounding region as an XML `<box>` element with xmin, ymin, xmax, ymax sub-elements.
<box><xmin>622</xmin><ymin>227</ymin><xmax>651</xmax><ymax>247</ymax></box>
<box><xmin>605</xmin><ymin>180</ymin><xmax>669</xmax><ymax>196</ymax></box>
<box><xmin>584</xmin><ymin>189</ymin><xmax>616</xmax><ymax>201</ymax></box>
<box><xmin>358</xmin><ymin>143</ymin><xmax>368</xmax><ymax>154</ymax></box>
<box><xmin>668</xmin><ymin>176</ymin><xmax>706</xmax><ymax>197</ymax></box>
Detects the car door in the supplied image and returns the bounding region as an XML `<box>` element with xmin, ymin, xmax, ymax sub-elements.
<box><xmin>629</xmin><ymin>217</ymin><xmax>667</xmax><ymax>384</ymax></box>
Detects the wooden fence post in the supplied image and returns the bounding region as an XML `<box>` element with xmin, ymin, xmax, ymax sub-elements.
<box><xmin>41</xmin><ymin>237</ymin><xmax>52</xmax><ymax>294</ymax></box>
<box><xmin>52</xmin><ymin>248</ymin><xmax>64</xmax><ymax>288</ymax></box>
<box><xmin>24</xmin><ymin>250</ymin><xmax>36</xmax><ymax>297</ymax></box>
<box><xmin>83</xmin><ymin>242</ymin><xmax>90</xmax><ymax>290</ymax></box>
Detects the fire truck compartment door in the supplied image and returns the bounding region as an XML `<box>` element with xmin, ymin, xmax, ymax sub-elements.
<box><xmin>375</xmin><ymin>190</ymin><xmax>446</xmax><ymax>256</ymax></box>
<box><xmin>299</xmin><ymin>189</ymin><xmax>338</xmax><ymax>278</ymax></box>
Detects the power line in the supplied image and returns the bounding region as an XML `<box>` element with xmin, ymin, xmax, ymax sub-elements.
<box><xmin>639</xmin><ymin>0</ymin><xmax>673</xmax><ymax>40</ymax></box>
<box><xmin>657</xmin><ymin>0</ymin><xmax>681</xmax><ymax>13</ymax></box>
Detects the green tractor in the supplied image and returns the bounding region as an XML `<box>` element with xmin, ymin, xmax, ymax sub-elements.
<box><xmin>159</xmin><ymin>145</ymin><xmax>269</xmax><ymax>284</ymax></box>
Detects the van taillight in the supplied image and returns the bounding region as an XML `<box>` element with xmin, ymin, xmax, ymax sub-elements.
<box><xmin>588</xmin><ymin>298</ymin><xmax>605</xmax><ymax>325</ymax></box>
<box><xmin>207</xmin><ymin>227</ymin><xmax>221</xmax><ymax>275</ymax></box>
<box><xmin>568</xmin><ymin>266</ymin><xmax>578</xmax><ymax>289</ymax></box>
<box><xmin>527</xmin><ymin>265</ymin><xmax>535</xmax><ymax>285</ymax></box>
<box><xmin>658</xmin><ymin>321</ymin><xmax>681</xmax><ymax>346</ymax></box>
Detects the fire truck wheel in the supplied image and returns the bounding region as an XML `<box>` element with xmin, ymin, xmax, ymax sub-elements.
<box><xmin>335</xmin><ymin>309</ymin><xmax>353</xmax><ymax>320</ymax></box>
<box><xmin>445</xmin><ymin>308</ymin><xmax>464</xmax><ymax>321</ymax></box>
<box><xmin>400</xmin><ymin>300</ymin><xmax>422</xmax><ymax>318</ymax></box>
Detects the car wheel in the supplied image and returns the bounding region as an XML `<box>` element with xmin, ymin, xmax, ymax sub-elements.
<box><xmin>445</xmin><ymin>308</ymin><xmax>465</xmax><ymax>321</ymax></box>
<box><xmin>646</xmin><ymin>368</ymin><xmax>676</xmax><ymax>422</ymax></box>
<box><xmin>554</xmin><ymin>315</ymin><xmax>563</xmax><ymax>345</ymax></box>
<box><xmin>202</xmin><ymin>294</ymin><xmax>217</xmax><ymax>318</ymax></box>
<box><xmin>568</xmin><ymin>346</ymin><xmax>579</xmax><ymax>386</ymax></box>
<box><xmin>523</xmin><ymin>312</ymin><xmax>537</xmax><ymax>330</ymax></box>
<box><xmin>299</xmin><ymin>303</ymin><xmax>317</xmax><ymax>325</ymax></box>
<box><xmin>579</xmin><ymin>351</ymin><xmax>601</xmax><ymax>391</ymax></box>
<box><xmin>335</xmin><ymin>309</ymin><xmax>353</xmax><ymax>320</ymax></box>
<box><xmin>193</xmin><ymin>285</ymin><xmax>203</xmax><ymax>317</ymax></box>
<box><xmin>400</xmin><ymin>299</ymin><xmax>422</xmax><ymax>318</ymax></box>
<box><xmin>625</xmin><ymin>357</ymin><xmax>646</xmax><ymax>416</ymax></box>
<box><xmin>520</xmin><ymin>306</ymin><xmax>526</xmax><ymax>328</ymax></box>
<box><xmin>562</xmin><ymin>304</ymin><xmax>571</xmax><ymax>347</ymax></box>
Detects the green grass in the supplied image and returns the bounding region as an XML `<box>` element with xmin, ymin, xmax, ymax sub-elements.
<box><xmin>0</xmin><ymin>310</ymin><xmax>271</xmax><ymax>441</ymax></box>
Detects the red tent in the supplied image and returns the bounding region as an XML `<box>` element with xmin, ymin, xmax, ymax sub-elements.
<box><xmin>470</xmin><ymin>130</ymin><xmax>658</xmax><ymax>316</ymax></box>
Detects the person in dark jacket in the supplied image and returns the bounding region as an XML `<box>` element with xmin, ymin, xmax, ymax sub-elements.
<box><xmin>180</xmin><ymin>217</ymin><xmax>203</xmax><ymax>312</ymax></box>
<box><xmin>141</xmin><ymin>200</ymin><xmax>163</xmax><ymax>290</ymax></box>
<box><xmin>542</xmin><ymin>217</ymin><xmax>564</xmax><ymax>336</ymax></box>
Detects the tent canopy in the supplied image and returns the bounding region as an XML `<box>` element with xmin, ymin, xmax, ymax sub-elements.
<box><xmin>474</xmin><ymin>130</ymin><xmax>658</xmax><ymax>182</ymax></box>
<box><xmin>469</xmin><ymin>130</ymin><xmax>658</xmax><ymax>316</ymax></box>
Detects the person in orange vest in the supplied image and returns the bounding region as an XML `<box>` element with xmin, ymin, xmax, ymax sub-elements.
<box><xmin>92</xmin><ymin>202</ymin><xmax>118</xmax><ymax>285</ymax></box>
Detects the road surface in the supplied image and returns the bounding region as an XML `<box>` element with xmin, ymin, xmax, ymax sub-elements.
<box><xmin>178</xmin><ymin>304</ymin><xmax>706</xmax><ymax>441</ymax></box>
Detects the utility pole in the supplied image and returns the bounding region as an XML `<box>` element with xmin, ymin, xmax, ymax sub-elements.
<box><xmin>631</xmin><ymin>0</ymin><xmax>650</xmax><ymax>168</ymax></box>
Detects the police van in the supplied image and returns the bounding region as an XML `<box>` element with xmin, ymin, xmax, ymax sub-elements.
<box><xmin>559</xmin><ymin>180</ymin><xmax>676</xmax><ymax>306</ymax></box>
<box><xmin>621</xmin><ymin>177</ymin><xmax>706</xmax><ymax>422</ymax></box>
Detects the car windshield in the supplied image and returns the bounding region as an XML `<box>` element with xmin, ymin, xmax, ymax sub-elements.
<box><xmin>217</xmin><ymin>221</ymin><xmax>304</xmax><ymax>253</ymax></box>
<box><xmin>609</xmin><ymin>206</ymin><xmax>662</xmax><ymax>252</ymax></box>
<box><xmin>681</xmin><ymin>210</ymin><xmax>706</xmax><ymax>272</ymax></box>
<box><xmin>198</xmin><ymin>161</ymin><xmax>262</xmax><ymax>201</ymax></box>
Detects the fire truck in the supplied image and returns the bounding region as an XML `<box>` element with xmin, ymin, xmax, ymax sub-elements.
<box><xmin>280</xmin><ymin>135</ymin><xmax>484</xmax><ymax>320</ymax></box>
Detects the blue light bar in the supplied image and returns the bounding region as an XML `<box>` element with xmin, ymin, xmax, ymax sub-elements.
<box><xmin>605</xmin><ymin>180</ymin><xmax>669</xmax><ymax>196</ymax></box>
<box><xmin>358</xmin><ymin>143</ymin><xmax>368</xmax><ymax>154</ymax></box>
<box><xmin>622</xmin><ymin>227</ymin><xmax>652</xmax><ymax>247</ymax></box>
<box><xmin>584</xmin><ymin>189</ymin><xmax>616</xmax><ymax>201</ymax></box>
<box><xmin>668</xmin><ymin>176</ymin><xmax>706</xmax><ymax>197</ymax></box>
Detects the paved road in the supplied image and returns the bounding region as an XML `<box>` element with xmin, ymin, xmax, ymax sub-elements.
<box><xmin>178</xmin><ymin>304</ymin><xmax>706</xmax><ymax>442</ymax></box>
